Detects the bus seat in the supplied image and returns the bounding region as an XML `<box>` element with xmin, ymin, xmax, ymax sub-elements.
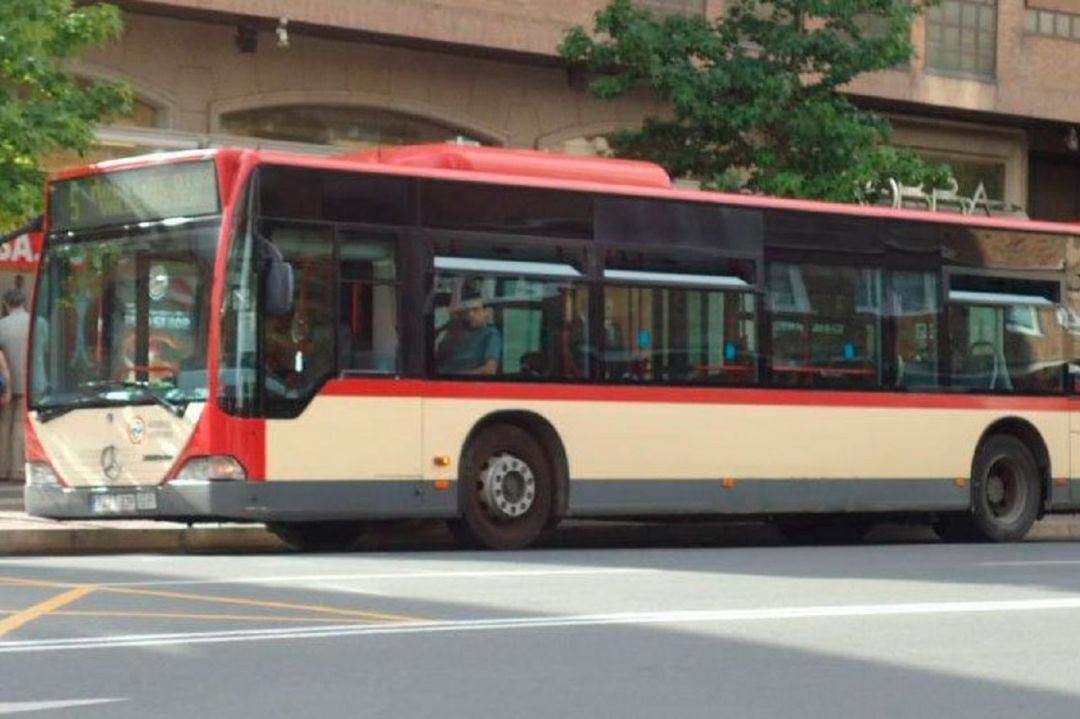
<box><xmin>519</xmin><ymin>351</ymin><xmax>548</xmax><ymax>378</ymax></box>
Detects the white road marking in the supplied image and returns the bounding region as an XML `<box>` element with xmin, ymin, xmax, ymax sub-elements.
<box><xmin>309</xmin><ymin>583</ymin><xmax>394</xmax><ymax>598</ymax></box>
<box><xmin>0</xmin><ymin>699</ymin><xmax>126</xmax><ymax>714</ymax></box>
<box><xmin>71</xmin><ymin>568</ymin><xmax>657</xmax><ymax>588</ymax></box>
<box><xmin>3</xmin><ymin>595</ymin><xmax>1080</xmax><ymax>654</ymax></box>
<box><xmin>976</xmin><ymin>560</ymin><xmax>1080</xmax><ymax>567</ymax></box>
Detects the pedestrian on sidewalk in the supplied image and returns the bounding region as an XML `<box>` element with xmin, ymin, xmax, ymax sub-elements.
<box><xmin>0</xmin><ymin>288</ymin><xmax>30</xmax><ymax>483</ymax></box>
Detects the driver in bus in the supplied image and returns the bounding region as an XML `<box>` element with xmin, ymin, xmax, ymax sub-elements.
<box><xmin>435</xmin><ymin>288</ymin><xmax>501</xmax><ymax>376</ymax></box>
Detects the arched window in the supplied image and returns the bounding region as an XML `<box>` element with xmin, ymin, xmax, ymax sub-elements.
<box><xmin>219</xmin><ymin>105</ymin><xmax>487</xmax><ymax>150</ymax></box>
<box><xmin>110</xmin><ymin>97</ymin><xmax>161</xmax><ymax>129</ymax></box>
<box><xmin>545</xmin><ymin>134</ymin><xmax>613</xmax><ymax>157</ymax></box>
<box><xmin>43</xmin><ymin>93</ymin><xmax>168</xmax><ymax>174</ymax></box>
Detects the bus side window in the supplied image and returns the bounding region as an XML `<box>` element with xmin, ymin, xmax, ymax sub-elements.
<box><xmin>427</xmin><ymin>236</ymin><xmax>591</xmax><ymax>380</ymax></box>
<box><xmin>430</xmin><ymin>270</ymin><xmax>588</xmax><ymax>380</ymax></box>
<box><xmin>767</xmin><ymin>262</ymin><xmax>882</xmax><ymax>389</ymax></box>
<box><xmin>889</xmin><ymin>271</ymin><xmax>940</xmax><ymax>390</ymax></box>
<box><xmin>259</xmin><ymin>221</ymin><xmax>336</xmax><ymax>410</ymax></box>
<box><xmin>338</xmin><ymin>232</ymin><xmax>399</xmax><ymax>374</ymax></box>
<box><xmin>946</xmin><ymin>277</ymin><xmax>1064</xmax><ymax>395</ymax></box>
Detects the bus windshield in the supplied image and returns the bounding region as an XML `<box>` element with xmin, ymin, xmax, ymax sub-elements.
<box><xmin>32</xmin><ymin>158</ymin><xmax>222</xmax><ymax>419</ymax></box>
<box><xmin>32</xmin><ymin>221</ymin><xmax>219</xmax><ymax>418</ymax></box>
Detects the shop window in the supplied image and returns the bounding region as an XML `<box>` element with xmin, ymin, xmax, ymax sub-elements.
<box><xmin>922</xmin><ymin>155</ymin><xmax>1006</xmax><ymax>201</ymax></box>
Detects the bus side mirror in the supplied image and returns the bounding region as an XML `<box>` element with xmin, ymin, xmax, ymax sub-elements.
<box><xmin>259</xmin><ymin>234</ymin><xmax>294</xmax><ymax>318</ymax></box>
<box><xmin>264</xmin><ymin>256</ymin><xmax>294</xmax><ymax>318</ymax></box>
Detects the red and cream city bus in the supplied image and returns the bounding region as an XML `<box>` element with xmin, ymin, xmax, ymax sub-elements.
<box><xmin>24</xmin><ymin>144</ymin><xmax>1080</xmax><ymax>549</ymax></box>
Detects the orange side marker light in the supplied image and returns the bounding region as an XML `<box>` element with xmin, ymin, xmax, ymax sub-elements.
<box><xmin>954</xmin><ymin>478</ymin><xmax>968</xmax><ymax>488</ymax></box>
<box><xmin>433</xmin><ymin>480</ymin><xmax>452</xmax><ymax>491</ymax></box>
<box><xmin>721</xmin><ymin>478</ymin><xmax>736</xmax><ymax>490</ymax></box>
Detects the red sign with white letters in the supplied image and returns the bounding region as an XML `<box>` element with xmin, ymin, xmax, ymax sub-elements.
<box><xmin>0</xmin><ymin>231</ymin><xmax>41</xmax><ymax>271</ymax></box>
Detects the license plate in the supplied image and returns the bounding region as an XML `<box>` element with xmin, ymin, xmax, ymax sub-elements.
<box><xmin>90</xmin><ymin>493</ymin><xmax>157</xmax><ymax>514</ymax></box>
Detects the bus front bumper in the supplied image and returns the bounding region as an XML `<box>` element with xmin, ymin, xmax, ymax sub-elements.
<box><xmin>24</xmin><ymin>479</ymin><xmax>457</xmax><ymax>523</ymax></box>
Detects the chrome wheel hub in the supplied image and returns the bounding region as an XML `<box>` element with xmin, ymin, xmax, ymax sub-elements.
<box><xmin>480</xmin><ymin>452</ymin><xmax>536</xmax><ymax>520</ymax></box>
<box><xmin>986</xmin><ymin>459</ymin><xmax>1023</xmax><ymax>520</ymax></box>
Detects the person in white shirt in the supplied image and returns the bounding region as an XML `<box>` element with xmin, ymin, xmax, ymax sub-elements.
<box><xmin>0</xmin><ymin>288</ymin><xmax>30</xmax><ymax>483</ymax></box>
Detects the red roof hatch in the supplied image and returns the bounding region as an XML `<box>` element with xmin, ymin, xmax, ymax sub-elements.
<box><xmin>340</xmin><ymin>143</ymin><xmax>672</xmax><ymax>189</ymax></box>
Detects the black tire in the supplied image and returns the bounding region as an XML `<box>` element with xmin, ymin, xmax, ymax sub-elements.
<box><xmin>775</xmin><ymin>515</ymin><xmax>873</xmax><ymax>545</ymax></box>
<box><xmin>449</xmin><ymin>425</ymin><xmax>553</xmax><ymax>550</ymax></box>
<box><xmin>267</xmin><ymin>521</ymin><xmax>366</xmax><ymax>552</ymax></box>
<box><xmin>933</xmin><ymin>434</ymin><xmax>1041</xmax><ymax>543</ymax></box>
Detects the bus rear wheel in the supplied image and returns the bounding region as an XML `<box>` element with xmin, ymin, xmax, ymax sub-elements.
<box><xmin>933</xmin><ymin>434</ymin><xmax>1041</xmax><ymax>543</ymax></box>
<box><xmin>450</xmin><ymin>425</ymin><xmax>552</xmax><ymax>550</ymax></box>
<box><xmin>268</xmin><ymin>521</ymin><xmax>366</xmax><ymax>552</ymax></box>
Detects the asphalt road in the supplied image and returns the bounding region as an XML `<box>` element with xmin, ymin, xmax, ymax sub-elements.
<box><xmin>2</xmin><ymin>532</ymin><xmax>1080</xmax><ymax>718</ymax></box>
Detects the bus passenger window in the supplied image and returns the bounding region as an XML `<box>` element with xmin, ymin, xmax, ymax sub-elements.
<box><xmin>602</xmin><ymin>278</ymin><xmax>757</xmax><ymax>385</ymax></box>
<box><xmin>767</xmin><ymin>262</ymin><xmax>882</xmax><ymax>388</ymax></box>
<box><xmin>339</xmin><ymin>232</ymin><xmax>399</xmax><ymax>374</ymax></box>
<box><xmin>947</xmin><ymin>278</ymin><xmax>1065</xmax><ymax>395</ymax></box>
<box><xmin>430</xmin><ymin>257</ymin><xmax>589</xmax><ymax>380</ymax></box>
<box><xmin>433</xmin><ymin>278</ymin><xmax>501</xmax><ymax>376</ymax></box>
<box><xmin>890</xmin><ymin>271</ymin><xmax>940</xmax><ymax>390</ymax></box>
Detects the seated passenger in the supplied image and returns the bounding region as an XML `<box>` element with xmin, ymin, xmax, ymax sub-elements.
<box><xmin>435</xmin><ymin>291</ymin><xmax>501</xmax><ymax>376</ymax></box>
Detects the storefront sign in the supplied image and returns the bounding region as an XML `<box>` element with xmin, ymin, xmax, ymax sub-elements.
<box><xmin>0</xmin><ymin>231</ymin><xmax>42</xmax><ymax>271</ymax></box>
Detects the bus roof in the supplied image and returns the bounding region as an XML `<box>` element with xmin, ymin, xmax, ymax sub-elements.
<box><xmin>50</xmin><ymin>144</ymin><xmax>1080</xmax><ymax>237</ymax></box>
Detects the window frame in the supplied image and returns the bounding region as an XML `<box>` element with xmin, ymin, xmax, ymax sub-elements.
<box><xmin>943</xmin><ymin>268</ymin><xmax>1068</xmax><ymax>396</ymax></box>
<box><xmin>925</xmin><ymin>0</ymin><xmax>998</xmax><ymax>81</ymax></box>
<box><xmin>423</xmin><ymin>228</ymin><xmax>594</xmax><ymax>382</ymax></box>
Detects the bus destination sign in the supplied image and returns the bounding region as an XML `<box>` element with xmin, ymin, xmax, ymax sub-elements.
<box><xmin>50</xmin><ymin>159</ymin><xmax>220</xmax><ymax>233</ymax></box>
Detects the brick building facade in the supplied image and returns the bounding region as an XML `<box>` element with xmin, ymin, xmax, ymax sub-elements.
<box><xmin>70</xmin><ymin>1</ymin><xmax>1080</xmax><ymax>220</ymax></box>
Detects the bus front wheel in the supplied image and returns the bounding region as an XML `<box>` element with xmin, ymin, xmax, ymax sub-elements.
<box><xmin>934</xmin><ymin>434</ymin><xmax>1041</xmax><ymax>543</ymax></box>
<box><xmin>450</xmin><ymin>425</ymin><xmax>553</xmax><ymax>550</ymax></box>
<box><xmin>268</xmin><ymin>521</ymin><xmax>366</xmax><ymax>552</ymax></box>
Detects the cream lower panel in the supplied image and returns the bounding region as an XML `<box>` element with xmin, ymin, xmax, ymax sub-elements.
<box><xmin>33</xmin><ymin>403</ymin><xmax>203</xmax><ymax>488</ymax></box>
<box><xmin>266</xmin><ymin>396</ymin><xmax>423</xmax><ymax>480</ymax></box>
<box><xmin>421</xmin><ymin>399</ymin><xmax>1070</xmax><ymax>481</ymax></box>
<box><xmin>1070</xmin><ymin>412</ymin><xmax>1080</xmax><ymax>472</ymax></box>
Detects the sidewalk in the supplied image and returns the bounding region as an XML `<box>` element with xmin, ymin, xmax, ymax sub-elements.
<box><xmin>0</xmin><ymin>483</ymin><xmax>283</xmax><ymax>554</ymax></box>
<box><xmin>1</xmin><ymin>482</ymin><xmax>1079</xmax><ymax>555</ymax></box>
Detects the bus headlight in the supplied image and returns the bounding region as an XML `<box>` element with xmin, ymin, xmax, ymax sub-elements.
<box><xmin>27</xmin><ymin>461</ymin><xmax>61</xmax><ymax>487</ymax></box>
<box><xmin>174</xmin><ymin>456</ymin><xmax>247</xmax><ymax>482</ymax></box>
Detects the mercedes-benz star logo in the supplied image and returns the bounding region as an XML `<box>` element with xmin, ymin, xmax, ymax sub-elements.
<box><xmin>100</xmin><ymin>445</ymin><xmax>121</xmax><ymax>482</ymax></box>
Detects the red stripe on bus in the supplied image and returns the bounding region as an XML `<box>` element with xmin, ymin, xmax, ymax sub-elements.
<box><xmin>319</xmin><ymin>378</ymin><xmax>1076</xmax><ymax>411</ymax></box>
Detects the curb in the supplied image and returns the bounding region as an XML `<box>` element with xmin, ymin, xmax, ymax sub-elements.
<box><xmin>0</xmin><ymin>515</ymin><xmax>1077</xmax><ymax>556</ymax></box>
<box><xmin>0</xmin><ymin>526</ymin><xmax>284</xmax><ymax>555</ymax></box>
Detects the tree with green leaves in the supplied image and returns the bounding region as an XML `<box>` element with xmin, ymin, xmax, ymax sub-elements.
<box><xmin>561</xmin><ymin>0</ymin><xmax>949</xmax><ymax>202</ymax></box>
<box><xmin>0</xmin><ymin>1</ymin><xmax>132</xmax><ymax>229</ymax></box>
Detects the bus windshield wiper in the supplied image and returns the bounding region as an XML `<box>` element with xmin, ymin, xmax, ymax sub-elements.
<box><xmin>34</xmin><ymin>395</ymin><xmax>116</xmax><ymax>424</ymax></box>
<box><xmin>79</xmin><ymin>379</ymin><xmax>188</xmax><ymax>418</ymax></box>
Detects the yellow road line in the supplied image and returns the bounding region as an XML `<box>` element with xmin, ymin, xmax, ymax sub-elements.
<box><xmin>48</xmin><ymin>610</ymin><xmax>377</xmax><ymax>624</ymax></box>
<box><xmin>0</xmin><ymin>575</ymin><xmax>426</xmax><ymax>624</ymax></box>
<box><xmin>103</xmin><ymin>586</ymin><xmax>423</xmax><ymax>624</ymax></box>
<box><xmin>0</xmin><ymin>586</ymin><xmax>97</xmax><ymax>638</ymax></box>
<box><xmin>0</xmin><ymin>576</ymin><xmax>75</xmax><ymax>589</ymax></box>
